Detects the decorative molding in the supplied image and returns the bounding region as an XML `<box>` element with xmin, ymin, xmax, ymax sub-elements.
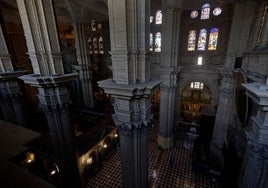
<box><xmin>113</xmin><ymin>114</ymin><xmax>151</xmax><ymax>136</ymax></box>
<box><xmin>98</xmin><ymin>78</ymin><xmax>161</xmax><ymax>99</ymax></box>
<box><xmin>19</xmin><ymin>73</ymin><xmax>78</xmax><ymax>87</ymax></box>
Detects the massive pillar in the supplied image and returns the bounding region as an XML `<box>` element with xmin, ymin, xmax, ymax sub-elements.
<box><xmin>257</xmin><ymin>5</ymin><xmax>268</xmax><ymax>49</ymax></box>
<box><xmin>0</xmin><ymin>22</ymin><xmax>26</xmax><ymax>126</ymax></box>
<box><xmin>73</xmin><ymin>23</ymin><xmax>94</xmax><ymax>108</ymax></box>
<box><xmin>239</xmin><ymin>82</ymin><xmax>268</xmax><ymax>188</ymax></box>
<box><xmin>16</xmin><ymin>0</ymin><xmax>81</xmax><ymax>187</ymax></box>
<box><xmin>211</xmin><ymin>67</ymin><xmax>235</xmax><ymax>167</ymax></box>
<box><xmin>98</xmin><ymin>0</ymin><xmax>160</xmax><ymax>187</ymax></box>
<box><xmin>157</xmin><ymin>2</ymin><xmax>182</xmax><ymax>149</ymax></box>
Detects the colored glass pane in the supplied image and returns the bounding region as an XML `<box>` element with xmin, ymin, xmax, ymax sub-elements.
<box><xmin>208</xmin><ymin>28</ymin><xmax>219</xmax><ymax>50</ymax></box>
<box><xmin>150</xmin><ymin>16</ymin><xmax>154</xmax><ymax>23</ymax></box>
<box><xmin>187</xmin><ymin>30</ymin><xmax>196</xmax><ymax>51</ymax></box>
<box><xmin>190</xmin><ymin>10</ymin><xmax>198</xmax><ymax>18</ymax></box>
<box><xmin>155</xmin><ymin>32</ymin><xmax>161</xmax><ymax>52</ymax></box>
<box><xmin>197</xmin><ymin>29</ymin><xmax>207</xmax><ymax>51</ymax></box>
<box><xmin>155</xmin><ymin>10</ymin><xmax>162</xmax><ymax>24</ymax></box>
<box><xmin>150</xmin><ymin>33</ymin><xmax>153</xmax><ymax>51</ymax></box>
<box><xmin>213</xmin><ymin>7</ymin><xmax>222</xmax><ymax>16</ymax></box>
<box><xmin>201</xmin><ymin>4</ymin><xmax>210</xmax><ymax>19</ymax></box>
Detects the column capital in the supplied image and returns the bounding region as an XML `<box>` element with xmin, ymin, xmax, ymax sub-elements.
<box><xmin>19</xmin><ymin>73</ymin><xmax>78</xmax><ymax>88</ymax></box>
<box><xmin>160</xmin><ymin>66</ymin><xmax>182</xmax><ymax>88</ymax></box>
<box><xmin>98</xmin><ymin>78</ymin><xmax>161</xmax><ymax>99</ymax></box>
<box><xmin>113</xmin><ymin>114</ymin><xmax>151</xmax><ymax>136</ymax></box>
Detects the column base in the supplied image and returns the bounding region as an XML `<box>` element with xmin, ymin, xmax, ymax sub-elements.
<box><xmin>157</xmin><ymin>134</ymin><xmax>173</xmax><ymax>149</ymax></box>
<box><xmin>210</xmin><ymin>143</ymin><xmax>224</xmax><ymax>170</ymax></box>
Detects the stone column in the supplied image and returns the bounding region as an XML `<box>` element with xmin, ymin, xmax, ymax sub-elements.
<box><xmin>239</xmin><ymin>82</ymin><xmax>268</xmax><ymax>188</ymax></box>
<box><xmin>99</xmin><ymin>0</ymin><xmax>160</xmax><ymax>187</ymax></box>
<box><xmin>157</xmin><ymin>68</ymin><xmax>181</xmax><ymax>149</ymax></box>
<box><xmin>0</xmin><ymin>23</ymin><xmax>27</xmax><ymax>126</ymax></box>
<box><xmin>157</xmin><ymin>5</ymin><xmax>182</xmax><ymax>149</ymax></box>
<box><xmin>257</xmin><ymin>6</ymin><xmax>268</xmax><ymax>49</ymax></box>
<box><xmin>16</xmin><ymin>0</ymin><xmax>81</xmax><ymax>187</ymax></box>
<box><xmin>99</xmin><ymin>80</ymin><xmax>160</xmax><ymax>188</ymax></box>
<box><xmin>210</xmin><ymin>67</ymin><xmax>235</xmax><ymax>168</ymax></box>
<box><xmin>73</xmin><ymin>23</ymin><xmax>94</xmax><ymax>108</ymax></box>
<box><xmin>225</xmin><ymin>0</ymin><xmax>256</xmax><ymax>68</ymax></box>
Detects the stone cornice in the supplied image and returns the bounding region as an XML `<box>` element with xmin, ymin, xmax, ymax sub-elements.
<box><xmin>158</xmin><ymin>66</ymin><xmax>182</xmax><ymax>75</ymax></box>
<box><xmin>19</xmin><ymin>73</ymin><xmax>78</xmax><ymax>87</ymax></box>
<box><xmin>0</xmin><ymin>70</ymin><xmax>28</xmax><ymax>81</ymax></box>
<box><xmin>217</xmin><ymin>66</ymin><xmax>235</xmax><ymax>77</ymax></box>
<box><xmin>243</xmin><ymin>82</ymin><xmax>268</xmax><ymax>110</ymax></box>
<box><xmin>98</xmin><ymin>79</ymin><xmax>161</xmax><ymax>98</ymax></box>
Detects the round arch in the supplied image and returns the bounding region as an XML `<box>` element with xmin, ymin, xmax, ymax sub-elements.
<box><xmin>80</xmin><ymin>0</ymin><xmax>109</xmax><ymax>23</ymax></box>
<box><xmin>180</xmin><ymin>80</ymin><xmax>214</xmax><ymax>123</ymax></box>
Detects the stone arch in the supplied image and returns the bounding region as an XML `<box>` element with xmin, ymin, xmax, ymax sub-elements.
<box><xmin>80</xmin><ymin>0</ymin><xmax>109</xmax><ymax>22</ymax></box>
<box><xmin>54</xmin><ymin>1</ymin><xmax>76</xmax><ymax>22</ymax></box>
<box><xmin>178</xmin><ymin>75</ymin><xmax>219</xmax><ymax>106</ymax></box>
<box><xmin>180</xmin><ymin>80</ymin><xmax>213</xmax><ymax>123</ymax></box>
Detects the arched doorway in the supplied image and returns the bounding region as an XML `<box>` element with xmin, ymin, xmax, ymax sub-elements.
<box><xmin>180</xmin><ymin>81</ymin><xmax>212</xmax><ymax>124</ymax></box>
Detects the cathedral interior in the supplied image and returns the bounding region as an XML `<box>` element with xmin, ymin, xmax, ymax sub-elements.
<box><xmin>0</xmin><ymin>0</ymin><xmax>268</xmax><ymax>187</ymax></box>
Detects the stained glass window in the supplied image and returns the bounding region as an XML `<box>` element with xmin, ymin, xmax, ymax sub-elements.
<box><xmin>93</xmin><ymin>37</ymin><xmax>98</xmax><ymax>54</ymax></box>
<box><xmin>155</xmin><ymin>32</ymin><xmax>161</xmax><ymax>52</ymax></box>
<box><xmin>155</xmin><ymin>10</ymin><xmax>162</xmax><ymax>24</ymax></box>
<box><xmin>190</xmin><ymin>82</ymin><xmax>194</xmax><ymax>88</ymax></box>
<box><xmin>150</xmin><ymin>16</ymin><xmax>154</xmax><ymax>23</ymax></box>
<box><xmin>190</xmin><ymin>81</ymin><xmax>204</xmax><ymax>89</ymax></box>
<box><xmin>91</xmin><ymin>20</ymin><xmax>96</xmax><ymax>31</ymax></box>
<box><xmin>213</xmin><ymin>7</ymin><xmax>222</xmax><ymax>16</ymax></box>
<box><xmin>200</xmin><ymin>83</ymin><xmax>204</xmax><ymax>89</ymax></box>
<box><xmin>99</xmin><ymin>37</ymin><xmax>104</xmax><ymax>54</ymax></box>
<box><xmin>150</xmin><ymin>33</ymin><xmax>153</xmax><ymax>51</ymax></box>
<box><xmin>187</xmin><ymin>30</ymin><xmax>196</xmax><ymax>51</ymax></box>
<box><xmin>208</xmin><ymin>28</ymin><xmax>219</xmax><ymax>50</ymax></box>
<box><xmin>197</xmin><ymin>29</ymin><xmax>207</xmax><ymax>51</ymax></box>
<box><xmin>190</xmin><ymin>10</ymin><xmax>198</xmax><ymax>18</ymax></box>
<box><xmin>88</xmin><ymin>37</ymin><xmax>93</xmax><ymax>54</ymax></box>
<box><xmin>201</xmin><ymin>4</ymin><xmax>210</xmax><ymax>20</ymax></box>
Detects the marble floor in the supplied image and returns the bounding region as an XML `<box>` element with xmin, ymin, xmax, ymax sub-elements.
<box><xmin>86</xmin><ymin>123</ymin><xmax>221</xmax><ymax>188</ymax></box>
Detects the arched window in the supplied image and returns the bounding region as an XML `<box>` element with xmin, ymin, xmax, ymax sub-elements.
<box><xmin>155</xmin><ymin>10</ymin><xmax>162</xmax><ymax>24</ymax></box>
<box><xmin>201</xmin><ymin>4</ymin><xmax>210</xmax><ymax>20</ymax></box>
<box><xmin>88</xmin><ymin>37</ymin><xmax>93</xmax><ymax>54</ymax></box>
<box><xmin>150</xmin><ymin>33</ymin><xmax>153</xmax><ymax>51</ymax></box>
<box><xmin>208</xmin><ymin>28</ymin><xmax>219</xmax><ymax>50</ymax></box>
<box><xmin>190</xmin><ymin>81</ymin><xmax>204</xmax><ymax>89</ymax></box>
<box><xmin>98</xmin><ymin>37</ymin><xmax>104</xmax><ymax>54</ymax></box>
<box><xmin>155</xmin><ymin>32</ymin><xmax>161</xmax><ymax>52</ymax></box>
<box><xmin>197</xmin><ymin>29</ymin><xmax>207</xmax><ymax>51</ymax></box>
<box><xmin>150</xmin><ymin>16</ymin><xmax>154</xmax><ymax>23</ymax></box>
<box><xmin>187</xmin><ymin>30</ymin><xmax>196</xmax><ymax>51</ymax></box>
<box><xmin>93</xmin><ymin>37</ymin><xmax>98</xmax><ymax>54</ymax></box>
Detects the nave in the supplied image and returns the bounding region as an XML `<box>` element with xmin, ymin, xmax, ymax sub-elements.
<box><xmin>86</xmin><ymin>122</ymin><xmax>221</xmax><ymax>188</ymax></box>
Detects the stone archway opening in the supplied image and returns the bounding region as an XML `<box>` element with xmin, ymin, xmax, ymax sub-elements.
<box><xmin>180</xmin><ymin>81</ymin><xmax>212</xmax><ymax>124</ymax></box>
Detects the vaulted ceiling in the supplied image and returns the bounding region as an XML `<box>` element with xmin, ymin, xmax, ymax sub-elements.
<box><xmin>1</xmin><ymin>0</ymin><xmax>237</xmax><ymax>24</ymax></box>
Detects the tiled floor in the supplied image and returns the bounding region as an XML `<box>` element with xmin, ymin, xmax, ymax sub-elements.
<box><xmin>87</xmin><ymin>123</ymin><xmax>221</xmax><ymax>188</ymax></box>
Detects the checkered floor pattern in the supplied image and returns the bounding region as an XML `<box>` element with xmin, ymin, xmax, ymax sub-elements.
<box><xmin>87</xmin><ymin>124</ymin><xmax>221</xmax><ymax>188</ymax></box>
